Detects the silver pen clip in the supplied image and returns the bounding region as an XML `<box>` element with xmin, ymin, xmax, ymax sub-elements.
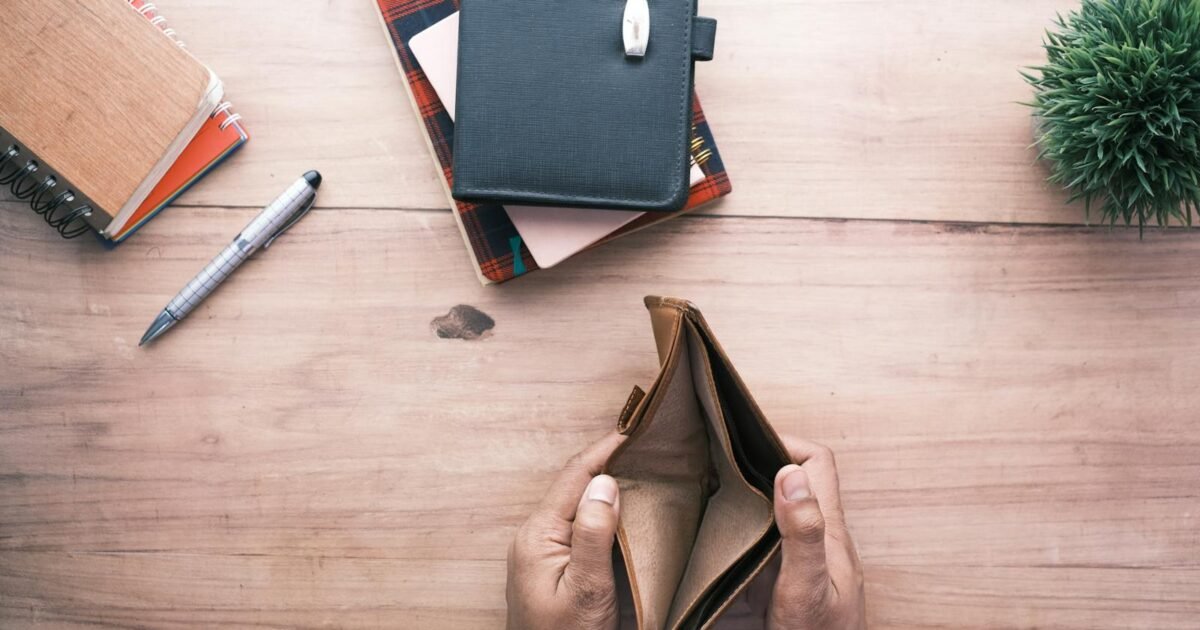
<box><xmin>263</xmin><ymin>193</ymin><xmax>316</xmax><ymax>249</ymax></box>
<box><xmin>623</xmin><ymin>0</ymin><xmax>650</xmax><ymax>57</ymax></box>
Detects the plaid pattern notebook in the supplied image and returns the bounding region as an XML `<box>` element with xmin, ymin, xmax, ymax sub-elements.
<box><xmin>375</xmin><ymin>0</ymin><xmax>732</xmax><ymax>284</ymax></box>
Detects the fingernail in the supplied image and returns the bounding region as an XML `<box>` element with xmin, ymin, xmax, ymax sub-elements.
<box><xmin>587</xmin><ymin>475</ymin><xmax>619</xmax><ymax>505</ymax></box>
<box><xmin>781</xmin><ymin>467</ymin><xmax>810</xmax><ymax>501</ymax></box>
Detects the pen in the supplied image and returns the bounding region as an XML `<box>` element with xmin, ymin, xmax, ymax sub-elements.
<box><xmin>139</xmin><ymin>170</ymin><xmax>322</xmax><ymax>346</ymax></box>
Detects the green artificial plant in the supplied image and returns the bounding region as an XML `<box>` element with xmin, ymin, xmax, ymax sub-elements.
<box><xmin>1024</xmin><ymin>0</ymin><xmax>1200</xmax><ymax>231</ymax></box>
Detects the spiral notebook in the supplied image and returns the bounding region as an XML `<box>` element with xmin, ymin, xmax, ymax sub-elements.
<box><xmin>375</xmin><ymin>0</ymin><xmax>732</xmax><ymax>284</ymax></box>
<box><xmin>112</xmin><ymin>1</ymin><xmax>250</xmax><ymax>243</ymax></box>
<box><xmin>0</xmin><ymin>0</ymin><xmax>246</xmax><ymax>242</ymax></box>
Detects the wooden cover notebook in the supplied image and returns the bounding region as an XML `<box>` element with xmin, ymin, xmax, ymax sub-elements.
<box><xmin>0</xmin><ymin>0</ymin><xmax>223</xmax><ymax>239</ymax></box>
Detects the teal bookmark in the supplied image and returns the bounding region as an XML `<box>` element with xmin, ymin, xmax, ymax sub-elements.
<box><xmin>509</xmin><ymin>236</ymin><xmax>526</xmax><ymax>276</ymax></box>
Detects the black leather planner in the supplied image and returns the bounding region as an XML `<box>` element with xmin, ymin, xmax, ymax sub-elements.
<box><xmin>451</xmin><ymin>0</ymin><xmax>718</xmax><ymax>212</ymax></box>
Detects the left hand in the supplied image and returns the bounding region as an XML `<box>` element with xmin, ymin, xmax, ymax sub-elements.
<box><xmin>506</xmin><ymin>432</ymin><xmax>627</xmax><ymax>630</ymax></box>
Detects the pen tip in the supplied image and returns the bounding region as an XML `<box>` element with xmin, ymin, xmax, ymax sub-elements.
<box><xmin>304</xmin><ymin>170</ymin><xmax>322</xmax><ymax>190</ymax></box>
<box><xmin>140</xmin><ymin>311</ymin><xmax>177</xmax><ymax>348</ymax></box>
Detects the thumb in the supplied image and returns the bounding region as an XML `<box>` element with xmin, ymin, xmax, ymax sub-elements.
<box><xmin>773</xmin><ymin>465</ymin><xmax>833</xmax><ymax>611</ymax></box>
<box><xmin>565</xmin><ymin>475</ymin><xmax>621</xmax><ymax>592</ymax></box>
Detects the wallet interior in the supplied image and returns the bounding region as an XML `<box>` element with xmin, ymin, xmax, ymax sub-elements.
<box><xmin>608</xmin><ymin>316</ymin><xmax>789</xmax><ymax>630</ymax></box>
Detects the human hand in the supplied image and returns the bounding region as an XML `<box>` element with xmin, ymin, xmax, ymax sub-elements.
<box><xmin>506</xmin><ymin>432</ymin><xmax>626</xmax><ymax>630</ymax></box>
<box><xmin>748</xmin><ymin>437</ymin><xmax>866</xmax><ymax>629</ymax></box>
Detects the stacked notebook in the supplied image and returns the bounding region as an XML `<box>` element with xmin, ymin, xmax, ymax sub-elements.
<box><xmin>0</xmin><ymin>0</ymin><xmax>248</xmax><ymax>242</ymax></box>
<box><xmin>375</xmin><ymin>0</ymin><xmax>732</xmax><ymax>284</ymax></box>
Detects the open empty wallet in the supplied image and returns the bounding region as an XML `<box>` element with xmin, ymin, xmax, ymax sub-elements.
<box><xmin>604</xmin><ymin>296</ymin><xmax>792</xmax><ymax>629</ymax></box>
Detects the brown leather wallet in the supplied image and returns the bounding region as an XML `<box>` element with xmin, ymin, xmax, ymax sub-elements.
<box><xmin>605</xmin><ymin>296</ymin><xmax>791</xmax><ymax>630</ymax></box>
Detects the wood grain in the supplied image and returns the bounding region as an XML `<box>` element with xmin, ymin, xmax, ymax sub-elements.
<box><xmin>3</xmin><ymin>200</ymin><xmax>1200</xmax><ymax>627</ymax></box>
<box><xmin>3</xmin><ymin>0</ymin><xmax>1200</xmax><ymax>627</ymax></box>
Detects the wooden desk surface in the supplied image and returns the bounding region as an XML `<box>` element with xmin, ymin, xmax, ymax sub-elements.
<box><xmin>2</xmin><ymin>1</ymin><xmax>1198</xmax><ymax>627</ymax></box>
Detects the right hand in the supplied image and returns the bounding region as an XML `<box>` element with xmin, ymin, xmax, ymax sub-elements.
<box><xmin>748</xmin><ymin>437</ymin><xmax>866</xmax><ymax>629</ymax></box>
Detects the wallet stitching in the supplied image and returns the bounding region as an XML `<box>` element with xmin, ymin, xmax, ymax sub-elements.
<box><xmin>456</xmin><ymin>0</ymin><xmax>693</xmax><ymax>206</ymax></box>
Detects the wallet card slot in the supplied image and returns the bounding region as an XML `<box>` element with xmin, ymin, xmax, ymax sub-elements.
<box><xmin>663</xmin><ymin>325</ymin><xmax>774</xmax><ymax>629</ymax></box>
<box><xmin>721</xmin><ymin>393</ymin><xmax>775</xmax><ymax>494</ymax></box>
<box><xmin>699</xmin><ymin>329</ymin><xmax>791</xmax><ymax>492</ymax></box>
<box><xmin>679</xmin><ymin>531</ymin><xmax>781</xmax><ymax>630</ymax></box>
<box><xmin>608</xmin><ymin>334</ymin><xmax>711</xmax><ymax>630</ymax></box>
<box><xmin>674</xmin><ymin>390</ymin><xmax>784</xmax><ymax>629</ymax></box>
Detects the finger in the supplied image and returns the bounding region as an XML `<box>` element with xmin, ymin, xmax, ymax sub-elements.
<box><xmin>539</xmin><ymin>432</ymin><xmax>626</xmax><ymax>523</ymax></box>
<box><xmin>780</xmin><ymin>439</ymin><xmax>861</xmax><ymax>606</ymax></box>
<box><xmin>780</xmin><ymin>436</ymin><xmax>844</xmax><ymax>524</ymax></box>
<box><xmin>780</xmin><ymin>435</ymin><xmax>832</xmax><ymax>465</ymax></box>
<box><xmin>563</xmin><ymin>475</ymin><xmax>621</xmax><ymax>595</ymax></box>
<box><xmin>773</xmin><ymin>465</ymin><xmax>834</xmax><ymax>612</ymax></box>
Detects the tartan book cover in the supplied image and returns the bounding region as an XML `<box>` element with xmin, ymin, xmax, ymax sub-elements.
<box><xmin>375</xmin><ymin>0</ymin><xmax>733</xmax><ymax>284</ymax></box>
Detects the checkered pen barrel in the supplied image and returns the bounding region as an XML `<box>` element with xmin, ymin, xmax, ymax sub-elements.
<box><xmin>164</xmin><ymin>177</ymin><xmax>314</xmax><ymax>321</ymax></box>
<box><xmin>139</xmin><ymin>171</ymin><xmax>321</xmax><ymax>347</ymax></box>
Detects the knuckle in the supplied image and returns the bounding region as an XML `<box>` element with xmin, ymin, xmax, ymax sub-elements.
<box><xmin>563</xmin><ymin>452</ymin><xmax>585</xmax><ymax>472</ymax></box>
<box><xmin>573</xmin><ymin>510</ymin><xmax>613</xmax><ymax>542</ymax></box>
<box><xmin>774</xmin><ymin>609</ymin><xmax>823</xmax><ymax>630</ymax></box>
<box><xmin>513</xmin><ymin>522</ymin><xmax>531</xmax><ymax>544</ymax></box>
<box><xmin>850</xmin><ymin>557</ymin><xmax>865</xmax><ymax>589</ymax></box>
<box><xmin>570</xmin><ymin>581</ymin><xmax>615</xmax><ymax>622</ymax></box>
<box><xmin>771</xmin><ymin>586</ymin><xmax>831</xmax><ymax>630</ymax></box>
<box><xmin>824</xmin><ymin>520</ymin><xmax>851</xmax><ymax>545</ymax></box>
<box><xmin>512</xmin><ymin>524</ymin><xmax>541</xmax><ymax>556</ymax></box>
<box><xmin>508</xmin><ymin>542</ymin><xmax>529</xmax><ymax>568</ymax></box>
<box><xmin>574</xmin><ymin>581</ymin><xmax>612</xmax><ymax>610</ymax></box>
<box><xmin>788</xmin><ymin>508</ymin><xmax>826</xmax><ymax>543</ymax></box>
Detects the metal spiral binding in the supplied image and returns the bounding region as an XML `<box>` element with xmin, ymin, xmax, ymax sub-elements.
<box><xmin>689</xmin><ymin>126</ymin><xmax>713</xmax><ymax>167</ymax></box>
<box><xmin>133</xmin><ymin>2</ymin><xmax>186</xmax><ymax>48</ymax></box>
<box><xmin>0</xmin><ymin>143</ymin><xmax>95</xmax><ymax>238</ymax></box>
<box><xmin>213</xmin><ymin>101</ymin><xmax>243</xmax><ymax>132</ymax></box>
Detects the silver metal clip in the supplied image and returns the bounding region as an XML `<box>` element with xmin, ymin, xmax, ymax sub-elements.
<box><xmin>623</xmin><ymin>0</ymin><xmax>650</xmax><ymax>57</ymax></box>
<box><xmin>263</xmin><ymin>193</ymin><xmax>316</xmax><ymax>249</ymax></box>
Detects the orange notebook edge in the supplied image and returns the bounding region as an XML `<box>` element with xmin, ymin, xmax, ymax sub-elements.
<box><xmin>110</xmin><ymin>109</ymin><xmax>248</xmax><ymax>242</ymax></box>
